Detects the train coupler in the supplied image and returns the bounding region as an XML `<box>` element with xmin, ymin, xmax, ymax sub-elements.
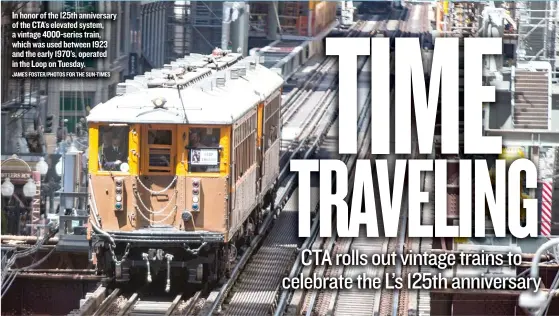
<box><xmin>165</xmin><ymin>254</ymin><xmax>173</xmax><ymax>292</ymax></box>
<box><xmin>142</xmin><ymin>253</ymin><xmax>152</xmax><ymax>283</ymax></box>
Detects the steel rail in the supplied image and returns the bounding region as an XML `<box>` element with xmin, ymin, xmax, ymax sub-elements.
<box><xmin>201</xmin><ymin>77</ymin><xmax>340</xmax><ymax>316</ymax></box>
<box><xmin>208</xmin><ymin>21</ymin><xmax>375</xmax><ymax>316</ymax></box>
<box><xmin>392</xmin><ymin>5</ymin><xmax>430</xmax><ymax>316</ymax></box>
<box><xmin>296</xmin><ymin>6</ymin><xmax>429</xmax><ymax>315</ymax></box>
<box><xmin>280</xmin><ymin>21</ymin><xmax>365</xmax><ymax>120</ymax></box>
<box><xmin>92</xmin><ymin>288</ymin><xmax>122</xmax><ymax>316</ymax></box>
<box><xmin>199</xmin><ymin>24</ymin><xmax>371</xmax><ymax>313</ymax></box>
<box><xmin>279</xmin><ymin>58</ymin><xmax>375</xmax><ymax>316</ymax></box>
<box><xmin>116</xmin><ymin>293</ymin><xmax>139</xmax><ymax>316</ymax></box>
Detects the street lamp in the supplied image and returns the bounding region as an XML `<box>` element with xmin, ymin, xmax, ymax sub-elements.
<box><xmin>22</xmin><ymin>179</ymin><xmax>37</xmax><ymax>198</ymax></box>
<box><xmin>1</xmin><ymin>178</ymin><xmax>14</xmax><ymax>197</ymax></box>
<box><xmin>35</xmin><ymin>157</ymin><xmax>49</xmax><ymax>176</ymax></box>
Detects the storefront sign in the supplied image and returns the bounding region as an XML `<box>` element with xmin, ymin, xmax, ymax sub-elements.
<box><xmin>30</xmin><ymin>171</ymin><xmax>41</xmax><ymax>236</ymax></box>
<box><xmin>2</xmin><ymin>172</ymin><xmax>31</xmax><ymax>179</ymax></box>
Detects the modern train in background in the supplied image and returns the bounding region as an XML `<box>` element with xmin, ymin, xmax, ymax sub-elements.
<box><xmin>86</xmin><ymin>49</ymin><xmax>283</xmax><ymax>289</ymax></box>
<box><xmin>337</xmin><ymin>1</ymin><xmax>356</xmax><ymax>27</ymax></box>
<box><xmin>356</xmin><ymin>1</ymin><xmax>392</xmax><ymax>15</ymax></box>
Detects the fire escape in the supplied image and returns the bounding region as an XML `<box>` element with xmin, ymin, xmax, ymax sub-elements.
<box><xmin>189</xmin><ymin>1</ymin><xmax>224</xmax><ymax>54</ymax></box>
<box><xmin>1</xmin><ymin>2</ymin><xmax>49</xmax><ymax>154</ymax></box>
<box><xmin>167</xmin><ymin>1</ymin><xmax>191</xmax><ymax>62</ymax></box>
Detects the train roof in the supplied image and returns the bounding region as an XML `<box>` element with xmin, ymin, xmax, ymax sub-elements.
<box><xmin>87</xmin><ymin>52</ymin><xmax>284</xmax><ymax>125</ymax></box>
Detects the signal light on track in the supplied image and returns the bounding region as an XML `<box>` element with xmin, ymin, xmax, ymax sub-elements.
<box><xmin>45</xmin><ymin>114</ymin><xmax>54</xmax><ymax>133</ymax></box>
<box><xmin>192</xmin><ymin>203</ymin><xmax>199</xmax><ymax>211</ymax></box>
<box><xmin>115</xmin><ymin>202</ymin><xmax>122</xmax><ymax>210</ymax></box>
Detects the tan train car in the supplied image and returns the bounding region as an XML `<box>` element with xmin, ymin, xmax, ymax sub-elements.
<box><xmin>86</xmin><ymin>52</ymin><xmax>283</xmax><ymax>286</ymax></box>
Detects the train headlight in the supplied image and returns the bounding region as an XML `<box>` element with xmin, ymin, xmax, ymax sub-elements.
<box><xmin>115</xmin><ymin>202</ymin><xmax>123</xmax><ymax>210</ymax></box>
<box><xmin>152</xmin><ymin>97</ymin><xmax>166</xmax><ymax>107</ymax></box>
<box><xmin>192</xmin><ymin>203</ymin><xmax>199</xmax><ymax>211</ymax></box>
<box><xmin>115</xmin><ymin>195</ymin><xmax>122</xmax><ymax>202</ymax></box>
<box><xmin>120</xmin><ymin>163</ymin><xmax>129</xmax><ymax>173</ymax></box>
<box><xmin>192</xmin><ymin>196</ymin><xmax>199</xmax><ymax>203</ymax></box>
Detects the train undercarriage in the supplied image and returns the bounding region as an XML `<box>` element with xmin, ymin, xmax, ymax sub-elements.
<box><xmin>90</xmin><ymin>189</ymin><xmax>277</xmax><ymax>291</ymax></box>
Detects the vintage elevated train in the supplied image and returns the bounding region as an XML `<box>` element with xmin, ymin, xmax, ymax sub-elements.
<box><xmin>86</xmin><ymin>50</ymin><xmax>284</xmax><ymax>288</ymax></box>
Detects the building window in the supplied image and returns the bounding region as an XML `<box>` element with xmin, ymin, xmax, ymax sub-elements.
<box><xmin>60</xmin><ymin>96</ymin><xmax>88</xmax><ymax>112</ymax></box>
<box><xmin>109</xmin><ymin>2</ymin><xmax>118</xmax><ymax>62</ymax></box>
<box><xmin>59</xmin><ymin>92</ymin><xmax>93</xmax><ymax>132</ymax></box>
<box><xmin>63</xmin><ymin>1</ymin><xmax>96</xmax><ymax>68</ymax></box>
<box><xmin>120</xmin><ymin>2</ymin><xmax>126</xmax><ymax>55</ymax></box>
<box><xmin>108</xmin><ymin>83</ymin><xmax>117</xmax><ymax>99</ymax></box>
<box><xmin>98</xmin><ymin>125</ymin><xmax>129</xmax><ymax>172</ymax></box>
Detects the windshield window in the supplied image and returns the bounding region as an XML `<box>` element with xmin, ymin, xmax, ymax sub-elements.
<box><xmin>98</xmin><ymin>126</ymin><xmax>129</xmax><ymax>171</ymax></box>
<box><xmin>146</xmin><ymin>129</ymin><xmax>174</xmax><ymax>171</ymax></box>
<box><xmin>188</xmin><ymin>127</ymin><xmax>221</xmax><ymax>173</ymax></box>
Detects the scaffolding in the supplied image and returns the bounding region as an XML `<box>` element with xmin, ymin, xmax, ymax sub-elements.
<box><xmin>249</xmin><ymin>2</ymin><xmax>269</xmax><ymax>36</ymax></box>
<box><xmin>514</xmin><ymin>1</ymin><xmax>558</xmax><ymax>74</ymax></box>
<box><xmin>189</xmin><ymin>1</ymin><xmax>224</xmax><ymax>53</ymax></box>
<box><xmin>441</xmin><ymin>1</ymin><xmax>483</xmax><ymax>37</ymax></box>
<box><xmin>249</xmin><ymin>2</ymin><xmax>307</xmax><ymax>37</ymax></box>
<box><xmin>167</xmin><ymin>1</ymin><xmax>192</xmax><ymax>62</ymax></box>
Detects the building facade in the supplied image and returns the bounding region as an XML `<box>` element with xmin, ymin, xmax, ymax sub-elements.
<box><xmin>1</xmin><ymin>2</ymin><xmax>49</xmax><ymax>154</ymax></box>
<box><xmin>45</xmin><ymin>1</ymin><xmax>139</xmax><ymax>144</ymax></box>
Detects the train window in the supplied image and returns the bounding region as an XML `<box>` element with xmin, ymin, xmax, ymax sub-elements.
<box><xmin>233</xmin><ymin>114</ymin><xmax>257</xmax><ymax>181</ymax></box>
<box><xmin>148</xmin><ymin>130</ymin><xmax>172</xmax><ymax>145</ymax></box>
<box><xmin>188</xmin><ymin>127</ymin><xmax>221</xmax><ymax>173</ymax></box>
<box><xmin>98</xmin><ymin>125</ymin><xmax>129</xmax><ymax>172</ymax></box>
<box><xmin>264</xmin><ymin>93</ymin><xmax>281</xmax><ymax>151</ymax></box>
<box><xmin>144</xmin><ymin>127</ymin><xmax>175</xmax><ymax>174</ymax></box>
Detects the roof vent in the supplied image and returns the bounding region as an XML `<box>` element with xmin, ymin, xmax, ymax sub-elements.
<box><xmin>238</xmin><ymin>67</ymin><xmax>247</xmax><ymax>77</ymax></box>
<box><xmin>216</xmin><ymin>77</ymin><xmax>226</xmax><ymax>87</ymax></box>
<box><xmin>231</xmin><ymin>69</ymin><xmax>239</xmax><ymax>80</ymax></box>
<box><xmin>116</xmin><ymin>83</ymin><xmax>127</xmax><ymax>96</ymax></box>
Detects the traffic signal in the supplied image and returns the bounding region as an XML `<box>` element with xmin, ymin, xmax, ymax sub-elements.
<box><xmin>45</xmin><ymin>114</ymin><xmax>54</xmax><ymax>133</ymax></box>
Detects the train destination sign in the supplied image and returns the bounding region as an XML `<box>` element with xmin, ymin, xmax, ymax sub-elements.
<box><xmin>190</xmin><ymin>149</ymin><xmax>219</xmax><ymax>165</ymax></box>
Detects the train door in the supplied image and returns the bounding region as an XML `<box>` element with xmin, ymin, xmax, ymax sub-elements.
<box><xmin>137</xmin><ymin>124</ymin><xmax>178</xmax><ymax>227</ymax></box>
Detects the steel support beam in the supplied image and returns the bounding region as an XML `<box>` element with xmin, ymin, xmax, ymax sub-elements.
<box><xmin>485</xmin><ymin>129</ymin><xmax>559</xmax><ymax>147</ymax></box>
